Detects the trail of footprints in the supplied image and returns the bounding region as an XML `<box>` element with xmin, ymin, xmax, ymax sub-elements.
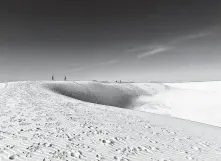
<box><xmin>0</xmin><ymin>82</ymin><xmax>220</xmax><ymax>160</ymax></box>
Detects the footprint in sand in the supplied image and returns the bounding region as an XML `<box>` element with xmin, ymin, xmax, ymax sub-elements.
<box><xmin>186</xmin><ymin>156</ymin><xmax>194</xmax><ymax>160</ymax></box>
<box><xmin>71</xmin><ymin>150</ymin><xmax>83</xmax><ymax>159</ymax></box>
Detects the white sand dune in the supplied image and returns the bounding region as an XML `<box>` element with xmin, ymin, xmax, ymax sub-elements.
<box><xmin>45</xmin><ymin>81</ymin><xmax>221</xmax><ymax>127</ymax></box>
<box><xmin>166</xmin><ymin>81</ymin><xmax>221</xmax><ymax>92</ymax></box>
<box><xmin>150</xmin><ymin>81</ymin><xmax>221</xmax><ymax>127</ymax></box>
<box><xmin>0</xmin><ymin>81</ymin><xmax>221</xmax><ymax>161</ymax></box>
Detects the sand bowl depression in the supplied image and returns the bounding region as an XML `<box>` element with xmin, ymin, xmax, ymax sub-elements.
<box><xmin>43</xmin><ymin>81</ymin><xmax>170</xmax><ymax>109</ymax></box>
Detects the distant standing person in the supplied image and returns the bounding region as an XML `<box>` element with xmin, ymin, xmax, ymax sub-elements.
<box><xmin>64</xmin><ymin>76</ymin><xmax>67</xmax><ymax>81</ymax></box>
<box><xmin>52</xmin><ymin>75</ymin><xmax>54</xmax><ymax>81</ymax></box>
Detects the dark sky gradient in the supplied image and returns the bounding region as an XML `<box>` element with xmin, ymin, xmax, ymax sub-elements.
<box><xmin>1</xmin><ymin>1</ymin><xmax>221</xmax><ymax>82</ymax></box>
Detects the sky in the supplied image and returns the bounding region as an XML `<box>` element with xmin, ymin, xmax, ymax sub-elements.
<box><xmin>1</xmin><ymin>1</ymin><xmax>221</xmax><ymax>82</ymax></box>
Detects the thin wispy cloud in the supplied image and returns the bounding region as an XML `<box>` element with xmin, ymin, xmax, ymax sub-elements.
<box><xmin>138</xmin><ymin>47</ymin><xmax>169</xmax><ymax>59</ymax></box>
<box><xmin>137</xmin><ymin>30</ymin><xmax>215</xmax><ymax>59</ymax></box>
<box><xmin>169</xmin><ymin>32</ymin><xmax>213</xmax><ymax>45</ymax></box>
<box><xmin>95</xmin><ymin>59</ymin><xmax>119</xmax><ymax>66</ymax></box>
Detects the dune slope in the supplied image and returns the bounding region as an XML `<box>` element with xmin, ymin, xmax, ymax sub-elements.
<box><xmin>44</xmin><ymin>81</ymin><xmax>221</xmax><ymax>127</ymax></box>
<box><xmin>0</xmin><ymin>81</ymin><xmax>221</xmax><ymax>161</ymax></box>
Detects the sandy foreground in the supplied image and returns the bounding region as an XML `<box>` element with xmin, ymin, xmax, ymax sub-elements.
<box><xmin>0</xmin><ymin>81</ymin><xmax>221</xmax><ymax>161</ymax></box>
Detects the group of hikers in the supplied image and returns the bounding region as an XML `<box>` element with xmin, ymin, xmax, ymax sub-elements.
<box><xmin>52</xmin><ymin>76</ymin><xmax>67</xmax><ymax>81</ymax></box>
<box><xmin>51</xmin><ymin>77</ymin><xmax>123</xmax><ymax>83</ymax></box>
